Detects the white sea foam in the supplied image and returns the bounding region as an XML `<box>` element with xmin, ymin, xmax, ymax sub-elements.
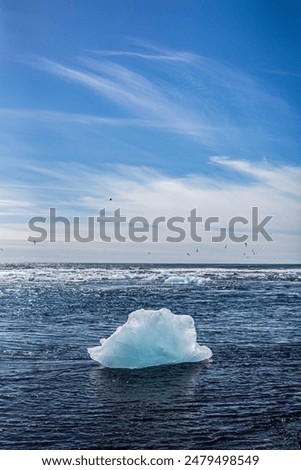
<box><xmin>88</xmin><ymin>308</ymin><xmax>212</xmax><ymax>369</ymax></box>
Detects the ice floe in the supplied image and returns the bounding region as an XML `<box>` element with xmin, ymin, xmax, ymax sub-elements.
<box><xmin>88</xmin><ymin>308</ymin><xmax>212</xmax><ymax>369</ymax></box>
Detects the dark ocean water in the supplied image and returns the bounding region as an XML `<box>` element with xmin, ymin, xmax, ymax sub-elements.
<box><xmin>0</xmin><ymin>263</ymin><xmax>300</xmax><ymax>450</ymax></box>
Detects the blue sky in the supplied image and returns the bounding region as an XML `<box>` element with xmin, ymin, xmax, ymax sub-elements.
<box><xmin>0</xmin><ymin>0</ymin><xmax>300</xmax><ymax>262</ymax></box>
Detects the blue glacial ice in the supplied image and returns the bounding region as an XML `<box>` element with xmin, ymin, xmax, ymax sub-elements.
<box><xmin>164</xmin><ymin>274</ymin><xmax>209</xmax><ymax>285</ymax></box>
<box><xmin>165</xmin><ymin>275</ymin><xmax>197</xmax><ymax>284</ymax></box>
<box><xmin>88</xmin><ymin>308</ymin><xmax>212</xmax><ymax>369</ymax></box>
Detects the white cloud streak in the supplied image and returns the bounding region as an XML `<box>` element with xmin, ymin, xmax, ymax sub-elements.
<box><xmin>210</xmin><ymin>157</ymin><xmax>301</xmax><ymax>198</ymax></box>
<box><xmin>21</xmin><ymin>43</ymin><xmax>298</xmax><ymax>156</ymax></box>
<box><xmin>88</xmin><ymin>49</ymin><xmax>195</xmax><ymax>63</ymax></box>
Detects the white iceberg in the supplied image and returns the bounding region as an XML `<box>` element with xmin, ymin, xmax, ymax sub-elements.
<box><xmin>164</xmin><ymin>275</ymin><xmax>199</xmax><ymax>285</ymax></box>
<box><xmin>88</xmin><ymin>308</ymin><xmax>212</xmax><ymax>369</ymax></box>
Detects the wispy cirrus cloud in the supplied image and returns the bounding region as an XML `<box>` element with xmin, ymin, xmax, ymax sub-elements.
<box><xmin>210</xmin><ymin>156</ymin><xmax>301</xmax><ymax>197</ymax></box>
<box><xmin>0</xmin><ymin>108</ymin><xmax>151</xmax><ymax>127</ymax></box>
<box><xmin>31</xmin><ymin>56</ymin><xmax>206</xmax><ymax>139</ymax></box>
<box><xmin>20</xmin><ymin>43</ymin><xmax>298</xmax><ymax>158</ymax></box>
<box><xmin>88</xmin><ymin>49</ymin><xmax>195</xmax><ymax>63</ymax></box>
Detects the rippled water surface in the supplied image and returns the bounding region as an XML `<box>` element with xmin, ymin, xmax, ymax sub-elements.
<box><xmin>0</xmin><ymin>263</ymin><xmax>300</xmax><ymax>449</ymax></box>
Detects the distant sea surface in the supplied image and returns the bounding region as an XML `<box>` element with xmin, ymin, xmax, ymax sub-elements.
<box><xmin>0</xmin><ymin>263</ymin><xmax>300</xmax><ymax>450</ymax></box>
